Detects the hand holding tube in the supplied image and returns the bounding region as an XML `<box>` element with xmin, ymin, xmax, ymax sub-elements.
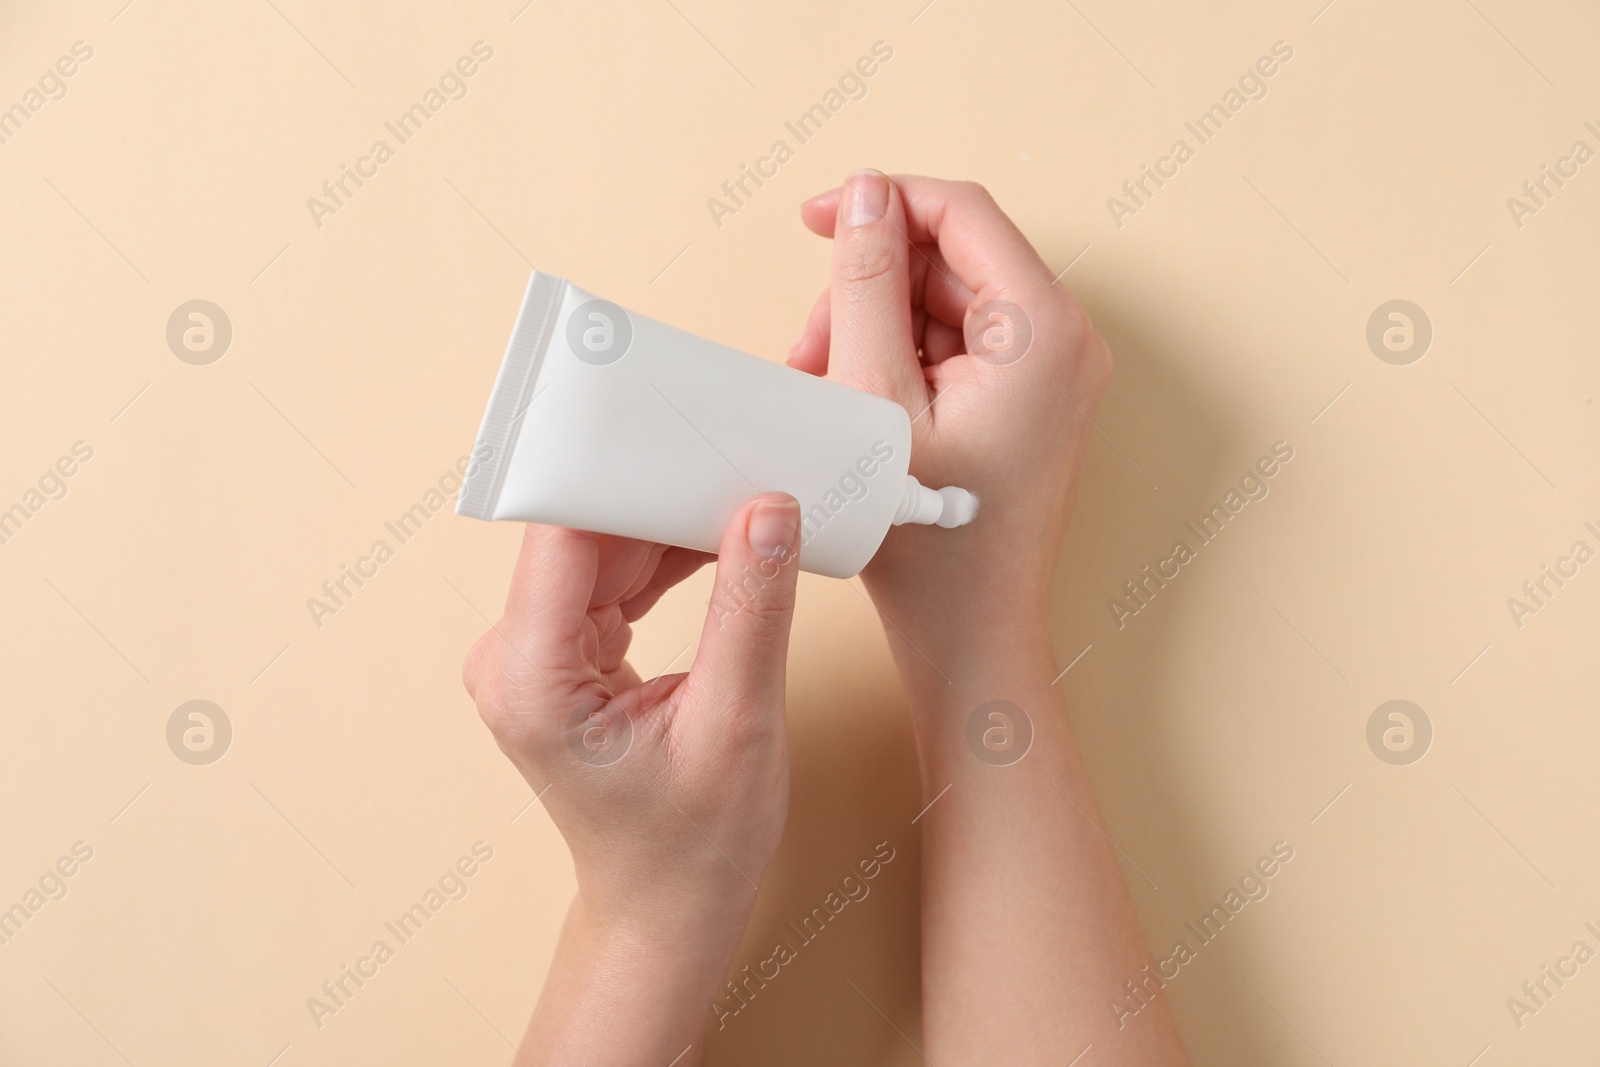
<box><xmin>461</xmin><ymin>494</ymin><xmax>802</xmax><ymax>1066</ymax></box>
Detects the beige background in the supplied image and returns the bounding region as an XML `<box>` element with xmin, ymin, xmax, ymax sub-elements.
<box><xmin>2</xmin><ymin>0</ymin><xmax>1597</xmax><ymax>1063</ymax></box>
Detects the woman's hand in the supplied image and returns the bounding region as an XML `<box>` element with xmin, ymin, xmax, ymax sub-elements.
<box><xmin>789</xmin><ymin>175</ymin><xmax>1189</xmax><ymax>1066</ymax></box>
<box><xmin>462</xmin><ymin>493</ymin><xmax>802</xmax><ymax>1066</ymax></box>
<box><xmin>791</xmin><ymin>172</ymin><xmax>1112</xmax><ymax>680</ymax></box>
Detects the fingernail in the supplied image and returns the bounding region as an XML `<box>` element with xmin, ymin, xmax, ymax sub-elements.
<box><xmin>843</xmin><ymin>169</ymin><xmax>889</xmax><ymax>227</ymax></box>
<box><xmin>748</xmin><ymin>498</ymin><xmax>800</xmax><ymax>558</ymax></box>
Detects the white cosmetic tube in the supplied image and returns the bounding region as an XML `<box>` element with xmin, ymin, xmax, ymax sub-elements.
<box><xmin>457</xmin><ymin>271</ymin><xmax>976</xmax><ymax>579</ymax></box>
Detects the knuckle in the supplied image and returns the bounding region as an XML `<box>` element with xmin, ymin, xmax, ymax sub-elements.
<box><xmin>461</xmin><ymin>632</ymin><xmax>495</xmax><ymax>698</ymax></box>
<box><xmin>837</xmin><ymin>239</ymin><xmax>899</xmax><ymax>286</ymax></box>
<box><xmin>1058</xmin><ymin>316</ymin><xmax>1113</xmax><ymax>399</ymax></box>
<box><xmin>1040</xmin><ymin>285</ymin><xmax>1090</xmax><ymax>337</ymax></box>
<box><xmin>734</xmin><ymin>569</ymin><xmax>797</xmax><ymax>635</ymax></box>
<box><xmin>1085</xmin><ymin>335</ymin><xmax>1114</xmax><ymax>393</ymax></box>
<box><xmin>958</xmin><ymin>179</ymin><xmax>994</xmax><ymax>204</ymax></box>
<box><xmin>950</xmin><ymin>180</ymin><xmax>998</xmax><ymax>219</ymax></box>
<box><xmin>1057</xmin><ymin>291</ymin><xmax>1092</xmax><ymax>334</ymax></box>
<box><xmin>462</xmin><ymin>635</ymin><xmax>533</xmax><ymax>743</ymax></box>
<box><xmin>742</xmin><ymin>591</ymin><xmax>793</xmax><ymax>635</ymax></box>
<box><xmin>471</xmin><ymin>676</ymin><xmax>516</xmax><ymax>738</ymax></box>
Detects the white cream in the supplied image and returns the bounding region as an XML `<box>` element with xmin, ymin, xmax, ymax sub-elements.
<box><xmin>457</xmin><ymin>271</ymin><xmax>975</xmax><ymax>579</ymax></box>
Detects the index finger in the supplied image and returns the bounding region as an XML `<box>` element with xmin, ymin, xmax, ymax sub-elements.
<box><xmin>800</xmin><ymin>175</ymin><xmax>1055</xmax><ymax>300</ymax></box>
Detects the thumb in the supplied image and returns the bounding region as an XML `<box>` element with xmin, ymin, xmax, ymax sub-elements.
<box><xmin>686</xmin><ymin>493</ymin><xmax>802</xmax><ymax>718</ymax></box>
<box><xmin>828</xmin><ymin>169</ymin><xmax>928</xmax><ymax>412</ymax></box>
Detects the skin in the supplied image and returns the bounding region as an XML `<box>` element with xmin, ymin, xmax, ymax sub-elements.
<box><xmin>792</xmin><ymin>172</ymin><xmax>1190</xmax><ymax>1064</ymax></box>
<box><xmin>463</xmin><ymin>173</ymin><xmax>1189</xmax><ymax>1065</ymax></box>
<box><xmin>462</xmin><ymin>497</ymin><xmax>804</xmax><ymax>1066</ymax></box>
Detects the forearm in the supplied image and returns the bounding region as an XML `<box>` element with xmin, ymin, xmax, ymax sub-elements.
<box><xmin>890</xmin><ymin>630</ymin><xmax>1189</xmax><ymax>1066</ymax></box>
<box><xmin>522</xmin><ymin>892</ymin><xmax>749</xmax><ymax>1066</ymax></box>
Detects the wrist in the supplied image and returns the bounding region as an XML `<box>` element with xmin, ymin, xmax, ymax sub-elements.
<box><xmin>563</xmin><ymin>891</ymin><xmax>751</xmax><ymax>1024</ymax></box>
<box><xmin>874</xmin><ymin>614</ymin><xmax>1075</xmax><ymax>786</ymax></box>
<box><xmin>528</xmin><ymin>891</ymin><xmax>752</xmax><ymax>1065</ymax></box>
<box><xmin>879</xmin><ymin>611</ymin><xmax>1058</xmax><ymax>711</ymax></box>
<box><xmin>573</xmin><ymin>877</ymin><xmax>756</xmax><ymax>964</ymax></box>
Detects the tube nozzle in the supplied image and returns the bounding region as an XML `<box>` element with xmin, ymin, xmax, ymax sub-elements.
<box><xmin>892</xmin><ymin>476</ymin><xmax>979</xmax><ymax>529</ymax></box>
